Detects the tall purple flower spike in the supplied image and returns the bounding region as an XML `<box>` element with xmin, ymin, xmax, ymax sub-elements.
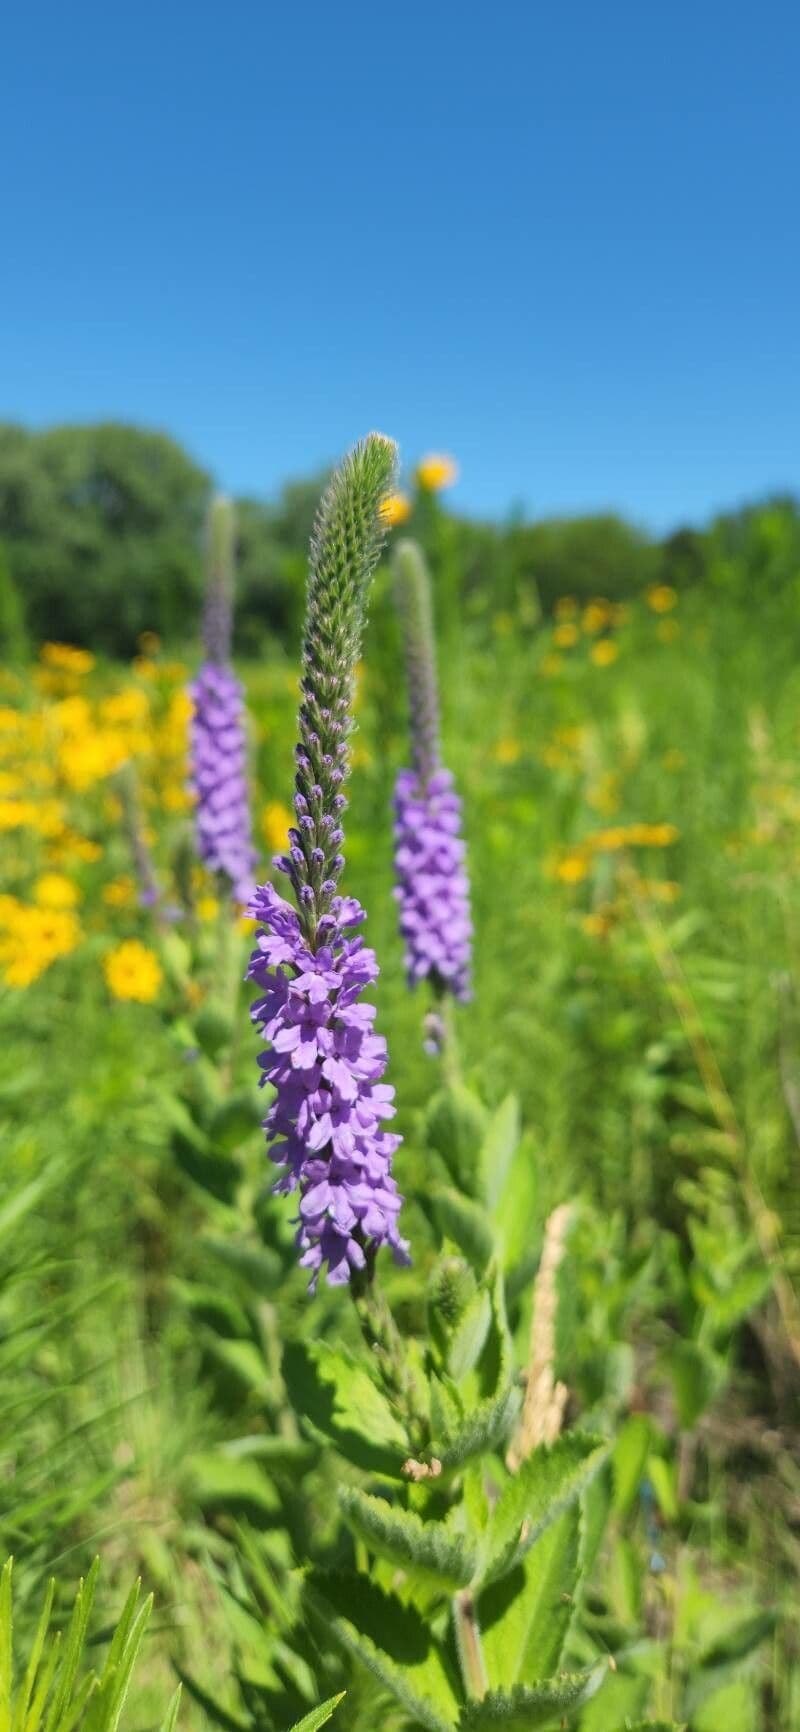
<box><xmin>392</xmin><ymin>539</ymin><xmax>472</xmax><ymax>1009</ymax></box>
<box><xmin>393</xmin><ymin>766</ymin><xmax>472</xmax><ymax>1001</ymax></box>
<box><xmin>189</xmin><ymin>496</ymin><xmax>255</xmax><ymax>903</ymax></box>
<box><xmin>248</xmin><ymin>882</ymin><xmax>409</xmax><ymax>1289</ymax></box>
<box><xmin>249</xmin><ymin>435</ymin><xmax>407</xmax><ymax>1289</ymax></box>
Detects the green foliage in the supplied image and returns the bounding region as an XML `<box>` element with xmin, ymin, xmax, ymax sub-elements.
<box><xmin>0</xmin><ymin>1558</ymin><xmax>177</xmax><ymax>1732</ymax></box>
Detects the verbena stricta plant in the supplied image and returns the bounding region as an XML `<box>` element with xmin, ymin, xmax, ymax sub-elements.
<box><xmin>189</xmin><ymin>495</ymin><xmax>255</xmax><ymax>903</ymax></box>
<box><xmin>392</xmin><ymin>539</ymin><xmax>472</xmax><ymax>1043</ymax></box>
<box><xmin>247</xmin><ymin>436</ymin><xmax>409</xmax><ymax>1290</ymax></box>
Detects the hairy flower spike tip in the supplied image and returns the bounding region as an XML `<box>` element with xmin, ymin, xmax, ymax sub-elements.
<box><xmin>189</xmin><ymin>495</ymin><xmax>255</xmax><ymax>902</ymax></box>
<box><xmin>249</xmin><ymin>435</ymin><xmax>407</xmax><ymax>1290</ymax></box>
<box><xmin>392</xmin><ymin>539</ymin><xmax>472</xmax><ymax>1006</ymax></box>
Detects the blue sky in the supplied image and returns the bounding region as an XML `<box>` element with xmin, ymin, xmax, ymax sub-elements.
<box><xmin>2</xmin><ymin>1</ymin><xmax>798</xmax><ymax>532</ymax></box>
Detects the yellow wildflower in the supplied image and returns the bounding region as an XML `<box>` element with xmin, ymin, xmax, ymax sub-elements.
<box><xmin>0</xmin><ymin>905</ymin><xmax>81</xmax><ymax>987</ymax></box>
<box><xmin>587</xmin><ymin>772</ymin><xmax>621</xmax><ymax>815</ymax></box>
<box><xmin>553</xmin><ymin>851</ymin><xmax>590</xmax><ymax>884</ymax></box>
<box><xmin>380</xmin><ymin>492</ymin><xmax>412</xmax><ymax>527</ymax></box>
<box><xmin>197</xmin><ymin>896</ymin><xmax>220</xmax><ymax>922</ymax></box>
<box><xmin>100</xmin><ymin>689</ymin><xmax>150</xmax><ymax>727</ymax></box>
<box><xmin>262</xmin><ymin>800</ymin><xmax>294</xmax><ymax>854</ymax></box>
<box><xmin>34</xmin><ymin>873</ymin><xmax>80</xmax><ymax>910</ymax></box>
<box><xmin>493</xmin><ymin>737</ymin><xmax>522</xmax><ymax>766</ymax></box>
<box><xmin>646</xmin><ymin>584</ymin><xmax>678</xmax><ymax>613</ymax></box>
<box><xmin>416</xmin><ymin>453</ymin><xmax>459</xmax><ymax>491</ymax></box>
<box><xmin>582</xmin><ymin>600</ymin><xmax>611</xmax><ymax>634</ymax></box>
<box><xmin>590</xmin><ymin>826</ymin><xmax>629</xmax><ymax>852</ymax></box>
<box><xmin>0</xmin><ymin>772</ymin><xmax>22</xmax><ymax>796</ymax></box>
<box><xmin>591</xmin><ymin>639</ymin><xmax>619</xmax><ymax>667</ymax></box>
<box><xmin>553</xmin><ymin>622</ymin><xmax>579</xmax><ymax>649</ymax></box>
<box><xmin>554</xmin><ymin>596</ymin><xmax>578</xmax><ymax>621</ymax></box>
<box><xmin>582</xmin><ymin>909</ymin><xmax>615</xmax><ymax>939</ymax></box>
<box><xmin>104</xmin><ymin>940</ymin><xmax>163</xmax><ymax>1003</ymax></box>
<box><xmin>40</xmin><ymin>643</ymin><xmax>95</xmax><ymax>675</ymax></box>
<box><xmin>103</xmin><ymin>876</ymin><xmax>136</xmax><ymax>908</ymax></box>
<box><xmin>637</xmin><ymin>879</ymin><xmax>681</xmax><ymax>903</ymax></box>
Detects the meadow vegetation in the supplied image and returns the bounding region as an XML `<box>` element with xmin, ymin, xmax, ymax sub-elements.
<box><xmin>1</xmin><ymin>437</ymin><xmax>800</xmax><ymax>1730</ymax></box>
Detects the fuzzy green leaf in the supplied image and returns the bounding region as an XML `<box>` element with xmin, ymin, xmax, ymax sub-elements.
<box><xmin>448</xmin><ymin>1288</ymin><xmax>492</xmax><ymax>1382</ymax></box>
<box><xmin>457</xmin><ymin>1668</ymin><xmax>604</xmax><ymax>1729</ymax></box>
<box><xmin>480</xmin><ymin>1095</ymin><xmax>521</xmax><ymax>1209</ymax></box>
<box><xmin>304</xmin><ymin>1572</ymin><xmax>459</xmax><ymax>1732</ymax></box>
<box><xmin>283</xmin><ymin>1341</ymin><xmax>409</xmax><ymax>1476</ymax></box>
<box><xmin>431</xmin><ymin>1188</ymin><xmax>495</xmax><ymax>1275</ymax></box>
<box><xmin>482</xmin><ymin>1434</ymin><xmax>608</xmax><ymax>1584</ymax></box>
<box><xmin>426</xmin><ymin>1086</ymin><xmax>489</xmax><ymax>1197</ymax></box>
<box><xmin>480</xmin><ymin>1505</ymin><xmax>580</xmax><ymax>1687</ymax></box>
<box><xmin>434</xmin><ymin>1386</ymin><xmax>520</xmax><ymax>1471</ymax></box>
<box><xmin>338</xmin><ymin>1487</ymin><xmax>477</xmax><ymax>1589</ymax></box>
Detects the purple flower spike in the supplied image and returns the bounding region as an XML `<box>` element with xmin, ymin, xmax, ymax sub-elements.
<box><xmin>393</xmin><ymin>766</ymin><xmax>472</xmax><ymax>1001</ymax></box>
<box><xmin>391</xmin><ymin>540</ymin><xmax>473</xmax><ymax>1010</ymax></box>
<box><xmin>190</xmin><ymin>662</ymin><xmax>255</xmax><ymax>903</ymax></box>
<box><xmin>249</xmin><ymin>435</ymin><xmax>406</xmax><ymax>1290</ymax></box>
<box><xmin>189</xmin><ymin>496</ymin><xmax>255</xmax><ymax>903</ymax></box>
<box><xmin>248</xmin><ymin>881</ymin><xmax>409</xmax><ymax>1291</ymax></box>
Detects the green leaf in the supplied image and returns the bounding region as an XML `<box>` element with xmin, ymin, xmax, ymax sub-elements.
<box><xmin>434</xmin><ymin>1386</ymin><xmax>520</xmax><ymax>1471</ymax></box>
<box><xmin>209</xmin><ymin>1091</ymin><xmax>262</xmax><ymax>1154</ymax></box>
<box><xmin>449</xmin><ymin>1288</ymin><xmax>492</xmax><ymax>1382</ymax></box>
<box><xmin>665</xmin><ymin>1341</ymin><xmax>725</xmax><ymax>1429</ymax></box>
<box><xmin>203</xmin><ymin>1337</ymin><xmax>272</xmax><ymax>1395</ymax></box>
<box><xmin>172</xmin><ymin>1135</ymin><xmax>242</xmax><ymax>1204</ymax></box>
<box><xmin>612</xmin><ymin>1415</ymin><xmax>652</xmax><ymax>1516</ymax></box>
<box><xmin>646</xmin><ymin>1454</ymin><xmax>678</xmax><ymax>1523</ymax></box>
<box><xmin>183</xmin><ymin>1453</ymin><xmax>281</xmax><ymax>1520</ymax></box>
<box><xmin>159</xmin><ymin>1686</ymin><xmax>182</xmax><ymax>1732</ymax></box>
<box><xmin>338</xmin><ymin>1487</ymin><xmax>477</xmax><ymax>1589</ymax></box>
<box><xmin>482</xmin><ymin>1434</ymin><xmax>608</xmax><ymax>1584</ymax></box>
<box><xmin>457</xmin><ymin>1668</ymin><xmax>604</xmax><ymax>1729</ymax></box>
<box><xmin>285</xmin><ymin>1693</ymin><xmax>345</xmax><ymax>1732</ymax></box>
<box><xmin>431</xmin><ymin>1188</ymin><xmax>495</xmax><ymax>1275</ymax></box>
<box><xmin>304</xmin><ymin>1572</ymin><xmax>459</xmax><ymax>1732</ymax></box>
<box><xmin>283</xmin><ymin>1341</ymin><xmax>409</xmax><ymax>1476</ymax></box>
<box><xmin>480</xmin><ymin>1505</ymin><xmax>580</xmax><ymax>1687</ymax></box>
<box><xmin>705</xmin><ymin>1265</ymin><xmax>771</xmax><ymax>1336</ymax></box>
<box><xmin>201</xmin><ymin>1235</ymin><xmax>283</xmax><ymax>1293</ymax></box>
<box><xmin>480</xmin><ymin>1095</ymin><xmax>521</xmax><ymax>1209</ymax></box>
<box><xmin>426</xmin><ymin>1086</ymin><xmax>489</xmax><ymax>1196</ymax></box>
<box><xmin>698</xmin><ymin>1609</ymin><xmax>777</xmax><ymax>1667</ymax></box>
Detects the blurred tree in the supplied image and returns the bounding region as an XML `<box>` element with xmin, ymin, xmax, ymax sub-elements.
<box><xmin>0</xmin><ymin>422</ymin><xmax>211</xmax><ymax>653</ymax></box>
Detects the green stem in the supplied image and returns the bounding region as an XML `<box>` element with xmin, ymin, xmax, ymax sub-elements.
<box><xmin>439</xmin><ymin>994</ymin><xmax>462</xmax><ymax>1089</ymax></box>
<box><xmin>453</xmin><ymin>1590</ymin><xmax>488</xmax><ymax>1700</ymax></box>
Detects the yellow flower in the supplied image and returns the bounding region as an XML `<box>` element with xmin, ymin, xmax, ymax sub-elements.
<box><xmin>587</xmin><ymin>772</ymin><xmax>621</xmax><ymax>816</ymax></box>
<box><xmin>582</xmin><ymin>909</ymin><xmax>615</xmax><ymax>939</ymax></box>
<box><xmin>162</xmin><ymin>783</ymin><xmax>192</xmax><ymax>813</ymax></box>
<box><xmin>647</xmin><ymin>584</ymin><xmax>678</xmax><ymax>614</ymax></box>
<box><xmin>0</xmin><ymin>771</ymin><xmax>22</xmax><ymax>796</ymax></box>
<box><xmin>0</xmin><ymin>905</ymin><xmax>81</xmax><ymax>987</ymax></box>
<box><xmin>637</xmin><ymin>878</ymin><xmax>681</xmax><ymax>903</ymax></box>
<box><xmin>582</xmin><ymin>600</ymin><xmax>611</xmax><ymax>635</ymax></box>
<box><xmin>34</xmin><ymin>873</ymin><xmax>80</xmax><ymax>910</ymax></box>
<box><xmin>591</xmin><ymin>639</ymin><xmax>619</xmax><ymax>667</ymax></box>
<box><xmin>416</xmin><ymin>453</ymin><xmax>459</xmax><ymax>492</ymax></box>
<box><xmin>197</xmin><ymin>896</ymin><xmax>220</xmax><ymax>922</ymax></box>
<box><xmin>104</xmin><ymin>940</ymin><xmax>162</xmax><ymax>1003</ymax></box>
<box><xmin>553</xmin><ymin>622</ymin><xmax>579</xmax><ymax>648</ymax></box>
<box><xmin>380</xmin><ymin>492</ymin><xmax>412</xmax><ymax>527</ymax></box>
<box><xmin>100</xmin><ymin>689</ymin><xmax>150</xmax><ymax>727</ymax></box>
<box><xmin>40</xmin><ymin>642</ymin><xmax>95</xmax><ymax>675</ymax></box>
<box><xmin>590</xmin><ymin>826</ymin><xmax>629</xmax><ymax>852</ymax></box>
<box><xmin>261</xmin><ymin>800</ymin><xmax>294</xmax><ymax>854</ymax></box>
<box><xmin>493</xmin><ymin>736</ymin><xmax>522</xmax><ymax>766</ymax></box>
<box><xmin>554</xmin><ymin>596</ymin><xmax>578</xmax><ymax>621</ymax></box>
<box><xmin>103</xmin><ymin>875</ymin><xmax>136</xmax><ymax>908</ymax></box>
<box><xmin>553</xmin><ymin>851</ymin><xmax>590</xmax><ymax>884</ymax></box>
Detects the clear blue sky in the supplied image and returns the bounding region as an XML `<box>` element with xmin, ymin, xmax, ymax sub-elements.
<box><xmin>2</xmin><ymin>1</ymin><xmax>798</xmax><ymax>533</ymax></box>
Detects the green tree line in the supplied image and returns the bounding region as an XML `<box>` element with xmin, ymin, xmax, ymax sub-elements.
<box><xmin>0</xmin><ymin>420</ymin><xmax>798</xmax><ymax>657</ymax></box>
